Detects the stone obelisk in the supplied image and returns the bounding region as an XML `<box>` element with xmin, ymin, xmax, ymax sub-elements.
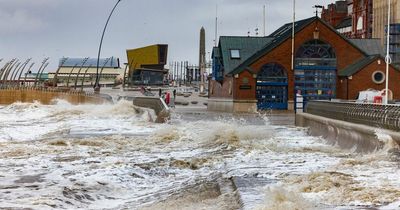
<box><xmin>199</xmin><ymin>27</ymin><xmax>206</xmax><ymax>93</ymax></box>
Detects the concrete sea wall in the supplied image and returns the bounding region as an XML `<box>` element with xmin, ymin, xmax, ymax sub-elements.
<box><xmin>207</xmin><ymin>98</ymin><xmax>258</xmax><ymax>113</ymax></box>
<box><xmin>132</xmin><ymin>96</ymin><xmax>170</xmax><ymax>123</ymax></box>
<box><xmin>296</xmin><ymin>101</ymin><xmax>400</xmax><ymax>153</ymax></box>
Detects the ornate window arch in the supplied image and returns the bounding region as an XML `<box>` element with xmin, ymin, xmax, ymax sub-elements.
<box><xmin>257</xmin><ymin>63</ymin><xmax>288</xmax><ymax>83</ymax></box>
<box><xmin>295</xmin><ymin>39</ymin><xmax>336</xmax><ymax>67</ymax></box>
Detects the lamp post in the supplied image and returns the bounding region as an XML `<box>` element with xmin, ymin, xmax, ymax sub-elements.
<box><xmin>384</xmin><ymin>0</ymin><xmax>392</xmax><ymax>104</ymax></box>
<box><xmin>291</xmin><ymin>0</ymin><xmax>295</xmax><ymax>71</ymax></box>
<box><xmin>94</xmin><ymin>0</ymin><xmax>122</xmax><ymax>92</ymax></box>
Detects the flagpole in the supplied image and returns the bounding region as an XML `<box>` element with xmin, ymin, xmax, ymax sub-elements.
<box><xmin>384</xmin><ymin>0</ymin><xmax>391</xmax><ymax>104</ymax></box>
<box><xmin>291</xmin><ymin>0</ymin><xmax>296</xmax><ymax>71</ymax></box>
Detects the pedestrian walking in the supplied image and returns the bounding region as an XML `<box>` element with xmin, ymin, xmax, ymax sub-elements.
<box><xmin>165</xmin><ymin>92</ymin><xmax>170</xmax><ymax>105</ymax></box>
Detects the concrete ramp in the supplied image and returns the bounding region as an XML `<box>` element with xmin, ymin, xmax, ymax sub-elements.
<box><xmin>131</xmin><ymin>97</ymin><xmax>170</xmax><ymax>123</ymax></box>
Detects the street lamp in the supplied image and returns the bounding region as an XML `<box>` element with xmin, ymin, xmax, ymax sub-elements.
<box><xmin>384</xmin><ymin>0</ymin><xmax>392</xmax><ymax>104</ymax></box>
<box><xmin>291</xmin><ymin>0</ymin><xmax>295</xmax><ymax>71</ymax></box>
<box><xmin>94</xmin><ymin>0</ymin><xmax>122</xmax><ymax>92</ymax></box>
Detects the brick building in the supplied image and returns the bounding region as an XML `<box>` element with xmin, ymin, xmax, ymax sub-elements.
<box><xmin>321</xmin><ymin>1</ymin><xmax>348</xmax><ymax>28</ymax></box>
<box><xmin>349</xmin><ymin>0</ymin><xmax>373</xmax><ymax>38</ymax></box>
<box><xmin>322</xmin><ymin>0</ymin><xmax>373</xmax><ymax>39</ymax></box>
<box><xmin>209</xmin><ymin>17</ymin><xmax>400</xmax><ymax>113</ymax></box>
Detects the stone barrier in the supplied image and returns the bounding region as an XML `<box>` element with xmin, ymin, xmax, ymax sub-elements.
<box><xmin>132</xmin><ymin>96</ymin><xmax>170</xmax><ymax>123</ymax></box>
<box><xmin>0</xmin><ymin>88</ymin><xmax>111</xmax><ymax>105</ymax></box>
<box><xmin>296</xmin><ymin>101</ymin><xmax>400</xmax><ymax>152</ymax></box>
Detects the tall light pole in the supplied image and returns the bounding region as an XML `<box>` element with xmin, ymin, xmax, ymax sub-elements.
<box><xmin>94</xmin><ymin>0</ymin><xmax>122</xmax><ymax>92</ymax></box>
<box><xmin>291</xmin><ymin>0</ymin><xmax>296</xmax><ymax>71</ymax></box>
<box><xmin>384</xmin><ymin>0</ymin><xmax>392</xmax><ymax>104</ymax></box>
<box><xmin>263</xmin><ymin>4</ymin><xmax>266</xmax><ymax>36</ymax></box>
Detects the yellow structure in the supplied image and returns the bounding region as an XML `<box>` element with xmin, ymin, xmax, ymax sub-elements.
<box><xmin>126</xmin><ymin>44</ymin><xmax>168</xmax><ymax>72</ymax></box>
<box><xmin>373</xmin><ymin>0</ymin><xmax>400</xmax><ymax>44</ymax></box>
<box><xmin>126</xmin><ymin>44</ymin><xmax>168</xmax><ymax>86</ymax></box>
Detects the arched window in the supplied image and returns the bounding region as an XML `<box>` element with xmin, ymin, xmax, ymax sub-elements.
<box><xmin>256</xmin><ymin>63</ymin><xmax>288</xmax><ymax>110</ymax></box>
<box><xmin>295</xmin><ymin>39</ymin><xmax>336</xmax><ymax>67</ymax></box>
<box><xmin>257</xmin><ymin>63</ymin><xmax>287</xmax><ymax>83</ymax></box>
<box><xmin>357</xmin><ymin>16</ymin><xmax>363</xmax><ymax>30</ymax></box>
<box><xmin>295</xmin><ymin>40</ymin><xmax>337</xmax><ymax>108</ymax></box>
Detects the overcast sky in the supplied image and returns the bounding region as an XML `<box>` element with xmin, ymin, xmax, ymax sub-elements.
<box><xmin>0</xmin><ymin>0</ymin><xmax>333</xmax><ymax>71</ymax></box>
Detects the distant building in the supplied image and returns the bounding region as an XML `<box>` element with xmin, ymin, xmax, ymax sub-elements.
<box><xmin>48</xmin><ymin>57</ymin><xmax>122</xmax><ymax>87</ymax></box>
<box><xmin>321</xmin><ymin>1</ymin><xmax>348</xmax><ymax>28</ymax></box>
<box><xmin>126</xmin><ymin>44</ymin><xmax>168</xmax><ymax>86</ymax></box>
<box><xmin>349</xmin><ymin>0</ymin><xmax>373</xmax><ymax>38</ymax></box>
<box><xmin>322</xmin><ymin>0</ymin><xmax>400</xmax><ymax>67</ymax></box>
<box><xmin>373</xmin><ymin>0</ymin><xmax>400</xmax><ymax>67</ymax></box>
<box><xmin>186</xmin><ymin>65</ymin><xmax>200</xmax><ymax>83</ymax></box>
<box><xmin>209</xmin><ymin>17</ymin><xmax>400</xmax><ymax>113</ymax></box>
<box><xmin>322</xmin><ymin>0</ymin><xmax>373</xmax><ymax>39</ymax></box>
<box><xmin>335</xmin><ymin>17</ymin><xmax>352</xmax><ymax>36</ymax></box>
<box><xmin>387</xmin><ymin>24</ymin><xmax>400</xmax><ymax>68</ymax></box>
<box><xmin>372</xmin><ymin>0</ymin><xmax>400</xmax><ymax>43</ymax></box>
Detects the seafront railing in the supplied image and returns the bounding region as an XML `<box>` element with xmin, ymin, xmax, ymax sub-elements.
<box><xmin>305</xmin><ymin>101</ymin><xmax>400</xmax><ymax>132</ymax></box>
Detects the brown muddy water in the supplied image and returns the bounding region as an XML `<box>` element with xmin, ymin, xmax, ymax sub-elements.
<box><xmin>0</xmin><ymin>100</ymin><xmax>400</xmax><ymax>210</ymax></box>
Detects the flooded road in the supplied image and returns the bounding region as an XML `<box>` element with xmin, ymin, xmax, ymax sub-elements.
<box><xmin>0</xmin><ymin>100</ymin><xmax>400</xmax><ymax>209</ymax></box>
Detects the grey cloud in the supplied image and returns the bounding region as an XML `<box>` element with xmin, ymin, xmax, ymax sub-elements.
<box><xmin>0</xmin><ymin>0</ymin><xmax>333</xmax><ymax>71</ymax></box>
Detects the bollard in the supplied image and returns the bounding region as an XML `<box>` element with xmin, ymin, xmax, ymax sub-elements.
<box><xmin>296</xmin><ymin>93</ymin><xmax>303</xmax><ymax>113</ymax></box>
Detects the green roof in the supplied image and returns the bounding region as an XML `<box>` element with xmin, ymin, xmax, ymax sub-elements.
<box><xmin>229</xmin><ymin>16</ymin><xmax>371</xmax><ymax>75</ymax></box>
<box><xmin>229</xmin><ymin>17</ymin><xmax>316</xmax><ymax>75</ymax></box>
<box><xmin>217</xmin><ymin>36</ymin><xmax>274</xmax><ymax>74</ymax></box>
<box><xmin>339</xmin><ymin>55</ymin><xmax>380</xmax><ymax>77</ymax></box>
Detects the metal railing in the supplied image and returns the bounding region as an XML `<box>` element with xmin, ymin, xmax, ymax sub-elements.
<box><xmin>305</xmin><ymin>101</ymin><xmax>400</xmax><ymax>132</ymax></box>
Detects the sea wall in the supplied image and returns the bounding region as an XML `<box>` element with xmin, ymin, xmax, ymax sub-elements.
<box><xmin>0</xmin><ymin>88</ymin><xmax>111</xmax><ymax>105</ymax></box>
<box><xmin>296</xmin><ymin>101</ymin><xmax>400</xmax><ymax>153</ymax></box>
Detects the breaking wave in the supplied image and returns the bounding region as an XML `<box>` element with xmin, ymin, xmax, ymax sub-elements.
<box><xmin>2</xmin><ymin>100</ymin><xmax>400</xmax><ymax>209</ymax></box>
<box><xmin>255</xmin><ymin>185</ymin><xmax>315</xmax><ymax>210</ymax></box>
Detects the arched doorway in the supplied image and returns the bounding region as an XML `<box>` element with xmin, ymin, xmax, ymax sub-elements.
<box><xmin>295</xmin><ymin>39</ymin><xmax>337</xmax><ymax>109</ymax></box>
<box><xmin>256</xmin><ymin>63</ymin><xmax>288</xmax><ymax>110</ymax></box>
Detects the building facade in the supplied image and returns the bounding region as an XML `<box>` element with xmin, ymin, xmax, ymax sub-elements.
<box><xmin>373</xmin><ymin>0</ymin><xmax>400</xmax><ymax>68</ymax></box>
<box><xmin>322</xmin><ymin>0</ymin><xmax>373</xmax><ymax>39</ymax></box>
<box><xmin>48</xmin><ymin>57</ymin><xmax>122</xmax><ymax>88</ymax></box>
<box><xmin>372</xmin><ymin>0</ymin><xmax>400</xmax><ymax>43</ymax></box>
<box><xmin>321</xmin><ymin>1</ymin><xmax>348</xmax><ymax>28</ymax></box>
<box><xmin>388</xmin><ymin>23</ymin><xmax>400</xmax><ymax>67</ymax></box>
<box><xmin>126</xmin><ymin>44</ymin><xmax>168</xmax><ymax>86</ymax></box>
<box><xmin>209</xmin><ymin>17</ymin><xmax>400</xmax><ymax>113</ymax></box>
<box><xmin>349</xmin><ymin>0</ymin><xmax>373</xmax><ymax>38</ymax></box>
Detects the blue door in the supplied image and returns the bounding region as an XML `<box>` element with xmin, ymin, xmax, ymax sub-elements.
<box><xmin>256</xmin><ymin>63</ymin><xmax>288</xmax><ymax>110</ymax></box>
<box><xmin>294</xmin><ymin>39</ymin><xmax>337</xmax><ymax>110</ymax></box>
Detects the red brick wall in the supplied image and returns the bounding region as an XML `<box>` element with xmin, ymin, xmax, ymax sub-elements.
<box><xmin>338</xmin><ymin>58</ymin><xmax>400</xmax><ymax>100</ymax></box>
<box><xmin>234</xmin><ymin>70</ymin><xmax>256</xmax><ymax>100</ymax></box>
<box><xmin>351</xmin><ymin>0</ymin><xmax>372</xmax><ymax>38</ymax></box>
<box><xmin>241</xmin><ymin>19</ymin><xmax>365</xmax><ymax>101</ymax></box>
<box><xmin>209</xmin><ymin>76</ymin><xmax>233</xmax><ymax>99</ymax></box>
<box><xmin>322</xmin><ymin>4</ymin><xmax>348</xmax><ymax>28</ymax></box>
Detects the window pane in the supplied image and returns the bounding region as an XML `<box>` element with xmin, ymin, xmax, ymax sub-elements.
<box><xmin>230</xmin><ymin>50</ymin><xmax>240</xmax><ymax>58</ymax></box>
